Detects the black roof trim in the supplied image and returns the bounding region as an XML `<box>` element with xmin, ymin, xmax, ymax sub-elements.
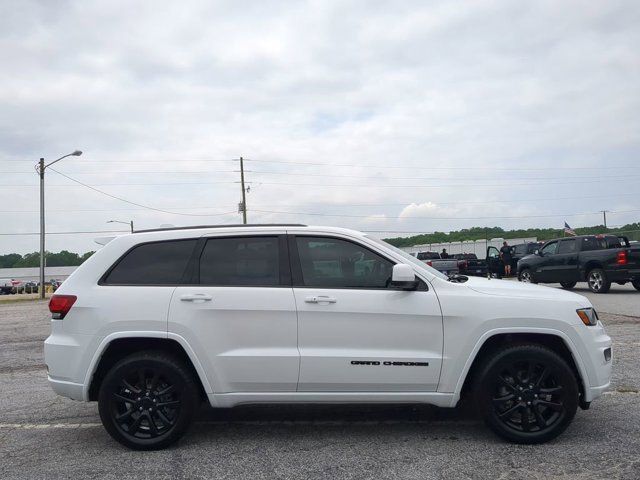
<box><xmin>134</xmin><ymin>224</ymin><xmax>307</xmax><ymax>234</ymax></box>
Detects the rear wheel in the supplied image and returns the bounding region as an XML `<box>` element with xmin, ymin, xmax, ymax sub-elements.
<box><xmin>518</xmin><ymin>268</ymin><xmax>536</xmax><ymax>284</ymax></box>
<box><xmin>560</xmin><ymin>282</ymin><xmax>577</xmax><ymax>290</ymax></box>
<box><xmin>475</xmin><ymin>344</ymin><xmax>578</xmax><ymax>444</ymax></box>
<box><xmin>98</xmin><ymin>351</ymin><xmax>199</xmax><ymax>450</ymax></box>
<box><xmin>632</xmin><ymin>279</ymin><xmax>640</xmax><ymax>291</ymax></box>
<box><xmin>587</xmin><ymin>268</ymin><xmax>611</xmax><ymax>293</ymax></box>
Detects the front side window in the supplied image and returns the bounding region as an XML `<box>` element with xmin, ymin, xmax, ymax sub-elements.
<box><xmin>295</xmin><ymin>236</ymin><xmax>394</xmax><ymax>288</ymax></box>
<box><xmin>103</xmin><ymin>239</ymin><xmax>197</xmax><ymax>285</ymax></box>
<box><xmin>199</xmin><ymin>236</ymin><xmax>280</xmax><ymax>286</ymax></box>
<box><xmin>541</xmin><ymin>241</ymin><xmax>558</xmax><ymax>256</ymax></box>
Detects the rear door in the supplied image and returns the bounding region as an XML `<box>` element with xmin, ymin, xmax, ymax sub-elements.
<box><xmin>168</xmin><ymin>234</ymin><xmax>299</xmax><ymax>393</ymax></box>
<box><xmin>290</xmin><ymin>234</ymin><xmax>443</xmax><ymax>392</ymax></box>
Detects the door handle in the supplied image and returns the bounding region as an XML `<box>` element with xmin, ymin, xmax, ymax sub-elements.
<box><xmin>305</xmin><ymin>295</ymin><xmax>337</xmax><ymax>304</ymax></box>
<box><xmin>180</xmin><ymin>293</ymin><xmax>213</xmax><ymax>302</ymax></box>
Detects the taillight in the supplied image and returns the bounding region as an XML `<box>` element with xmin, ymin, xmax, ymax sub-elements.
<box><xmin>426</xmin><ymin>261</ymin><xmax>433</xmax><ymax>266</ymax></box>
<box><xmin>458</xmin><ymin>260</ymin><xmax>468</xmax><ymax>269</ymax></box>
<box><xmin>48</xmin><ymin>294</ymin><xmax>77</xmax><ymax>319</ymax></box>
<box><xmin>616</xmin><ymin>251</ymin><xmax>628</xmax><ymax>265</ymax></box>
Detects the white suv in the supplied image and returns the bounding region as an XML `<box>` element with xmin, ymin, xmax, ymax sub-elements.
<box><xmin>44</xmin><ymin>224</ymin><xmax>612</xmax><ymax>450</ymax></box>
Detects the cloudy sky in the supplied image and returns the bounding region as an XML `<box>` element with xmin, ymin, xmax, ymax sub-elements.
<box><xmin>1</xmin><ymin>0</ymin><xmax>639</xmax><ymax>254</ymax></box>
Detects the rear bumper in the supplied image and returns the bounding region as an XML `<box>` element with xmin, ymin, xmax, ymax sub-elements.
<box><xmin>605</xmin><ymin>268</ymin><xmax>640</xmax><ymax>282</ymax></box>
<box><xmin>47</xmin><ymin>376</ymin><xmax>85</xmax><ymax>401</ymax></box>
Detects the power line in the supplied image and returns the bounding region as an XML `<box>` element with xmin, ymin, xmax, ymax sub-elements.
<box><xmin>47</xmin><ymin>168</ymin><xmax>238</xmax><ymax>217</ymax></box>
<box><xmin>252</xmin><ymin>208</ymin><xmax>640</xmax><ymax>220</ymax></box>
<box><xmin>0</xmin><ymin>230</ymin><xmax>130</xmax><ymax>236</ymax></box>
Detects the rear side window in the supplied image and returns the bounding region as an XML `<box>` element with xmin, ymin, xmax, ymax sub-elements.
<box><xmin>294</xmin><ymin>236</ymin><xmax>394</xmax><ymax>288</ymax></box>
<box><xmin>514</xmin><ymin>245</ymin><xmax>526</xmax><ymax>255</ymax></box>
<box><xmin>582</xmin><ymin>237</ymin><xmax>604</xmax><ymax>251</ymax></box>
<box><xmin>199</xmin><ymin>236</ymin><xmax>280</xmax><ymax>286</ymax></box>
<box><xmin>557</xmin><ymin>239</ymin><xmax>577</xmax><ymax>254</ymax></box>
<box><xmin>103</xmin><ymin>240</ymin><xmax>197</xmax><ymax>285</ymax></box>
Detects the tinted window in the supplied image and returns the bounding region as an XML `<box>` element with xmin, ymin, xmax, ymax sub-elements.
<box><xmin>417</xmin><ymin>252</ymin><xmax>440</xmax><ymax>260</ymax></box>
<box><xmin>557</xmin><ymin>239</ymin><xmax>577</xmax><ymax>254</ymax></box>
<box><xmin>104</xmin><ymin>240</ymin><xmax>197</xmax><ymax>285</ymax></box>
<box><xmin>295</xmin><ymin>237</ymin><xmax>394</xmax><ymax>288</ymax></box>
<box><xmin>514</xmin><ymin>245</ymin><xmax>526</xmax><ymax>255</ymax></box>
<box><xmin>200</xmin><ymin>236</ymin><xmax>279</xmax><ymax>286</ymax></box>
<box><xmin>541</xmin><ymin>241</ymin><xmax>558</xmax><ymax>256</ymax></box>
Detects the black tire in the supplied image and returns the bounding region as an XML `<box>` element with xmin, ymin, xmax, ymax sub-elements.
<box><xmin>586</xmin><ymin>268</ymin><xmax>611</xmax><ymax>294</ymax></box>
<box><xmin>518</xmin><ymin>268</ymin><xmax>536</xmax><ymax>284</ymax></box>
<box><xmin>474</xmin><ymin>344</ymin><xmax>579</xmax><ymax>444</ymax></box>
<box><xmin>560</xmin><ymin>282</ymin><xmax>577</xmax><ymax>290</ymax></box>
<box><xmin>98</xmin><ymin>351</ymin><xmax>199</xmax><ymax>450</ymax></box>
<box><xmin>632</xmin><ymin>279</ymin><xmax>640</xmax><ymax>292</ymax></box>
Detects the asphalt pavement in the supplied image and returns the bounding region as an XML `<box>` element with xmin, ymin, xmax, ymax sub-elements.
<box><xmin>1</xmin><ymin>300</ymin><xmax>639</xmax><ymax>480</ymax></box>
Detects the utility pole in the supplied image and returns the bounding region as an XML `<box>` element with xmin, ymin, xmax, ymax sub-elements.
<box><xmin>239</xmin><ymin>156</ymin><xmax>247</xmax><ymax>224</ymax></box>
<box><xmin>600</xmin><ymin>210</ymin><xmax>609</xmax><ymax>229</ymax></box>
<box><xmin>38</xmin><ymin>158</ymin><xmax>45</xmax><ymax>299</ymax></box>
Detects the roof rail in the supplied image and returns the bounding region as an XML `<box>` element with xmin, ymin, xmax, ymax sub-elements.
<box><xmin>134</xmin><ymin>223</ymin><xmax>307</xmax><ymax>234</ymax></box>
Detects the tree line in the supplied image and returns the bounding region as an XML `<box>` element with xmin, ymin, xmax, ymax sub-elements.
<box><xmin>0</xmin><ymin>250</ymin><xmax>95</xmax><ymax>268</ymax></box>
<box><xmin>383</xmin><ymin>222</ymin><xmax>640</xmax><ymax>248</ymax></box>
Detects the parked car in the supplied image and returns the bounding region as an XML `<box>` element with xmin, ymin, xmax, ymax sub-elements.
<box><xmin>416</xmin><ymin>251</ymin><xmax>459</xmax><ymax>276</ymax></box>
<box><xmin>517</xmin><ymin>234</ymin><xmax>640</xmax><ymax>293</ymax></box>
<box><xmin>23</xmin><ymin>281</ymin><xmax>39</xmax><ymax>294</ymax></box>
<box><xmin>452</xmin><ymin>253</ymin><xmax>488</xmax><ymax>276</ymax></box>
<box><xmin>0</xmin><ymin>278</ymin><xmax>14</xmax><ymax>295</ymax></box>
<box><xmin>486</xmin><ymin>242</ymin><xmax>543</xmax><ymax>278</ymax></box>
<box><xmin>45</xmin><ymin>224</ymin><xmax>611</xmax><ymax>449</ymax></box>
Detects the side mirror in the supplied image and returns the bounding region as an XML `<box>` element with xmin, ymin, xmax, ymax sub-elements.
<box><xmin>390</xmin><ymin>264</ymin><xmax>419</xmax><ymax>290</ymax></box>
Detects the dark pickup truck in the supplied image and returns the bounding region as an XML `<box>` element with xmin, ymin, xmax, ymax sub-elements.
<box><xmin>516</xmin><ymin>234</ymin><xmax>640</xmax><ymax>293</ymax></box>
<box><xmin>452</xmin><ymin>253</ymin><xmax>488</xmax><ymax>276</ymax></box>
<box><xmin>486</xmin><ymin>241</ymin><xmax>542</xmax><ymax>278</ymax></box>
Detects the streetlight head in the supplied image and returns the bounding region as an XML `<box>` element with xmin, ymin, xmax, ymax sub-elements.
<box><xmin>72</xmin><ymin>150</ymin><xmax>83</xmax><ymax>156</ymax></box>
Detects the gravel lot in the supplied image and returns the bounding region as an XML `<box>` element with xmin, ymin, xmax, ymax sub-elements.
<box><xmin>1</xmin><ymin>298</ymin><xmax>639</xmax><ymax>480</ymax></box>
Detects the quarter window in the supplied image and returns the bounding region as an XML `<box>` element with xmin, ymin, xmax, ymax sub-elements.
<box><xmin>295</xmin><ymin>237</ymin><xmax>394</xmax><ymax>288</ymax></box>
<box><xmin>199</xmin><ymin>236</ymin><xmax>280</xmax><ymax>286</ymax></box>
<box><xmin>103</xmin><ymin>239</ymin><xmax>197</xmax><ymax>285</ymax></box>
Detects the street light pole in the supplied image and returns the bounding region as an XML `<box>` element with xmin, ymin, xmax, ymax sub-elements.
<box><xmin>37</xmin><ymin>150</ymin><xmax>83</xmax><ymax>299</ymax></box>
<box><xmin>39</xmin><ymin>158</ymin><xmax>45</xmax><ymax>300</ymax></box>
<box><xmin>107</xmin><ymin>220</ymin><xmax>134</xmax><ymax>233</ymax></box>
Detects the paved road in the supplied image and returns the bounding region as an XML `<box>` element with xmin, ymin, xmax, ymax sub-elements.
<box><xmin>1</xmin><ymin>301</ymin><xmax>638</xmax><ymax>480</ymax></box>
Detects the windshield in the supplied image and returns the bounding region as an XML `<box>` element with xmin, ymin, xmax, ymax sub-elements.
<box><xmin>365</xmin><ymin>236</ymin><xmax>448</xmax><ymax>280</ymax></box>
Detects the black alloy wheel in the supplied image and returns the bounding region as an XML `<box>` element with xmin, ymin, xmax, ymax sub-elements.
<box><xmin>632</xmin><ymin>279</ymin><xmax>640</xmax><ymax>292</ymax></box>
<box><xmin>476</xmin><ymin>345</ymin><xmax>578</xmax><ymax>444</ymax></box>
<box><xmin>560</xmin><ymin>281</ymin><xmax>577</xmax><ymax>290</ymax></box>
<box><xmin>98</xmin><ymin>351</ymin><xmax>199</xmax><ymax>450</ymax></box>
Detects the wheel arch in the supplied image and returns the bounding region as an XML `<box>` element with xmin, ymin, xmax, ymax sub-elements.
<box><xmin>85</xmin><ymin>332</ymin><xmax>212</xmax><ymax>401</ymax></box>
<box><xmin>455</xmin><ymin>329</ymin><xmax>588</xmax><ymax>407</ymax></box>
<box><xmin>582</xmin><ymin>260</ymin><xmax>603</xmax><ymax>279</ymax></box>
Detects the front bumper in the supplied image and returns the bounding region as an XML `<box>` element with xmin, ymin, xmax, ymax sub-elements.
<box><xmin>576</xmin><ymin>321</ymin><xmax>613</xmax><ymax>403</ymax></box>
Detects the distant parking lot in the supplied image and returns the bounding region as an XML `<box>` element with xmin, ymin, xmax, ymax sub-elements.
<box><xmin>1</xmin><ymin>300</ymin><xmax>639</xmax><ymax>479</ymax></box>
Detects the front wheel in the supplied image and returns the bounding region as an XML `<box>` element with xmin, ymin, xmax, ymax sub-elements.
<box><xmin>560</xmin><ymin>281</ymin><xmax>577</xmax><ymax>290</ymax></box>
<box><xmin>587</xmin><ymin>268</ymin><xmax>611</xmax><ymax>293</ymax></box>
<box><xmin>474</xmin><ymin>344</ymin><xmax>578</xmax><ymax>444</ymax></box>
<box><xmin>98</xmin><ymin>351</ymin><xmax>199</xmax><ymax>450</ymax></box>
<box><xmin>518</xmin><ymin>268</ymin><xmax>536</xmax><ymax>284</ymax></box>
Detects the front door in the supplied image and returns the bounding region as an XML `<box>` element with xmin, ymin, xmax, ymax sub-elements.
<box><xmin>534</xmin><ymin>240</ymin><xmax>559</xmax><ymax>282</ymax></box>
<box><xmin>487</xmin><ymin>246</ymin><xmax>503</xmax><ymax>277</ymax></box>
<box><xmin>290</xmin><ymin>235</ymin><xmax>443</xmax><ymax>392</ymax></box>
<box><xmin>551</xmin><ymin>239</ymin><xmax>580</xmax><ymax>282</ymax></box>
<box><xmin>168</xmin><ymin>234</ymin><xmax>299</xmax><ymax>393</ymax></box>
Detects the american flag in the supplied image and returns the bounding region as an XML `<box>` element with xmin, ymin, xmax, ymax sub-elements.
<box><xmin>564</xmin><ymin>222</ymin><xmax>576</xmax><ymax>236</ymax></box>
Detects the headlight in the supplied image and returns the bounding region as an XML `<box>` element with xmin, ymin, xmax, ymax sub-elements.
<box><xmin>577</xmin><ymin>307</ymin><xmax>599</xmax><ymax>326</ymax></box>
